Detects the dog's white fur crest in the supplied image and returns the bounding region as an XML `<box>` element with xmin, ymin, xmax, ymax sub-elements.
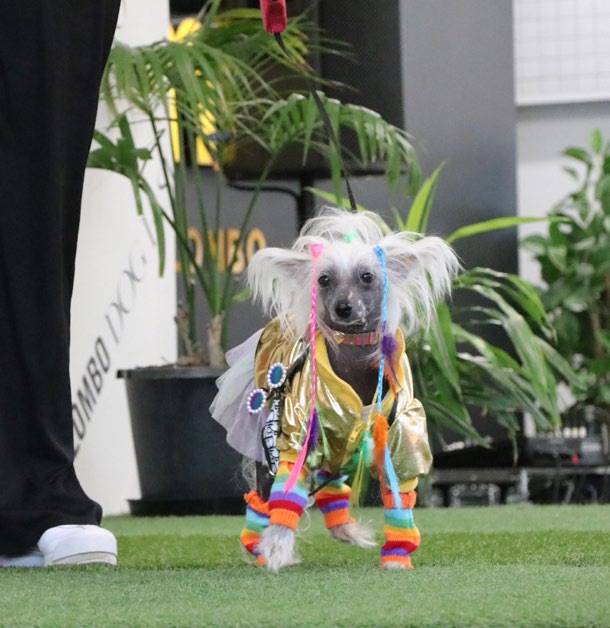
<box><xmin>247</xmin><ymin>206</ymin><xmax>461</xmax><ymax>341</ymax></box>
<box><xmin>329</xmin><ymin>521</ymin><xmax>377</xmax><ymax>549</ymax></box>
<box><xmin>257</xmin><ymin>524</ymin><xmax>299</xmax><ymax>573</ymax></box>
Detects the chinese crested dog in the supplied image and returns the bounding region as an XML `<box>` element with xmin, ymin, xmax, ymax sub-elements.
<box><xmin>211</xmin><ymin>207</ymin><xmax>459</xmax><ymax>572</ymax></box>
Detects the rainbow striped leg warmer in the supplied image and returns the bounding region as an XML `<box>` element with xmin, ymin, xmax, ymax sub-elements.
<box><xmin>313</xmin><ymin>470</ymin><xmax>354</xmax><ymax>529</ymax></box>
<box><xmin>239</xmin><ymin>490</ymin><xmax>270</xmax><ymax>565</ymax></box>
<box><xmin>268</xmin><ymin>459</ymin><xmax>309</xmax><ymax>530</ymax></box>
<box><xmin>380</xmin><ymin>488</ymin><xmax>420</xmax><ymax>569</ymax></box>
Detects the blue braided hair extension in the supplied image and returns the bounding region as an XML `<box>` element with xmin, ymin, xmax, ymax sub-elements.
<box><xmin>373</xmin><ymin>245</ymin><xmax>402</xmax><ymax>507</ymax></box>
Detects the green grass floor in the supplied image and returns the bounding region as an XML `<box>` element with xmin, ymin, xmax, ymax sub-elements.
<box><xmin>1</xmin><ymin>505</ymin><xmax>609</xmax><ymax>627</ymax></box>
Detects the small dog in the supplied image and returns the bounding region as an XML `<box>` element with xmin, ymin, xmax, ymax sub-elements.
<box><xmin>211</xmin><ymin>207</ymin><xmax>459</xmax><ymax>571</ymax></box>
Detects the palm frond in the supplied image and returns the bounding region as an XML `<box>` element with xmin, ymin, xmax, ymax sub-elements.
<box><xmin>258</xmin><ymin>93</ymin><xmax>420</xmax><ymax>194</ymax></box>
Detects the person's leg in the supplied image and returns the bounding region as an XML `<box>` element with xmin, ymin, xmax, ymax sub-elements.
<box><xmin>0</xmin><ymin>0</ymin><xmax>120</xmax><ymax>557</ymax></box>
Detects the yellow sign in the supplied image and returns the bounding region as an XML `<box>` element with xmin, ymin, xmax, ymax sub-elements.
<box><xmin>168</xmin><ymin>17</ymin><xmax>215</xmax><ymax>167</ymax></box>
<box><xmin>176</xmin><ymin>227</ymin><xmax>267</xmax><ymax>275</ymax></box>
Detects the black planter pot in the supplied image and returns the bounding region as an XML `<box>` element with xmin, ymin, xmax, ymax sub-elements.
<box><xmin>118</xmin><ymin>366</ymin><xmax>245</xmax><ymax>516</ymax></box>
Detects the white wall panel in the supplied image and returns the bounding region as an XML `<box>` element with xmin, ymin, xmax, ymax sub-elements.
<box><xmin>71</xmin><ymin>0</ymin><xmax>175</xmax><ymax>516</ymax></box>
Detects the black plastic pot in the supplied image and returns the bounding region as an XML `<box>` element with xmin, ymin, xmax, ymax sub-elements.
<box><xmin>118</xmin><ymin>366</ymin><xmax>245</xmax><ymax>516</ymax></box>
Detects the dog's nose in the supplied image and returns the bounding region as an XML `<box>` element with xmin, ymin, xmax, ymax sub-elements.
<box><xmin>335</xmin><ymin>301</ymin><xmax>352</xmax><ymax>318</ymax></box>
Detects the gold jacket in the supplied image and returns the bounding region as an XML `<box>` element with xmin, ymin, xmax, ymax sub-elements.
<box><xmin>254</xmin><ymin>320</ymin><xmax>433</xmax><ymax>482</ymax></box>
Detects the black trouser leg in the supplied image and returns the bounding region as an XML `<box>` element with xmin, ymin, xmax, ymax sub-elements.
<box><xmin>0</xmin><ymin>0</ymin><xmax>121</xmax><ymax>556</ymax></box>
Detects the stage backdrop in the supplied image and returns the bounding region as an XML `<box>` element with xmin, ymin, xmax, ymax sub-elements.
<box><xmin>71</xmin><ymin>0</ymin><xmax>176</xmax><ymax>516</ymax></box>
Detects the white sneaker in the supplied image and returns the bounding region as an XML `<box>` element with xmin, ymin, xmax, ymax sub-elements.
<box><xmin>38</xmin><ymin>525</ymin><xmax>117</xmax><ymax>566</ymax></box>
<box><xmin>0</xmin><ymin>549</ymin><xmax>44</xmax><ymax>568</ymax></box>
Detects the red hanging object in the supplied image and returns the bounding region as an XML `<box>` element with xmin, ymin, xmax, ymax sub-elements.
<box><xmin>260</xmin><ymin>0</ymin><xmax>287</xmax><ymax>34</ymax></box>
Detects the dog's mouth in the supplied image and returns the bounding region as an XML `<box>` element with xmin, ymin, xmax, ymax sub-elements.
<box><xmin>327</xmin><ymin>319</ymin><xmax>367</xmax><ymax>332</ymax></box>
<box><xmin>321</xmin><ymin>319</ymin><xmax>381</xmax><ymax>337</ymax></box>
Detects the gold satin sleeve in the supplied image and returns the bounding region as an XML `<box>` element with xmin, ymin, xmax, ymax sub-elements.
<box><xmin>386</xmin><ymin>353</ymin><xmax>433</xmax><ymax>481</ymax></box>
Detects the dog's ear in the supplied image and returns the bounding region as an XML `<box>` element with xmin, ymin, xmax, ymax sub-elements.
<box><xmin>247</xmin><ymin>247</ymin><xmax>312</xmax><ymax>286</ymax></box>
<box><xmin>246</xmin><ymin>247</ymin><xmax>313</xmax><ymax>334</ymax></box>
<box><xmin>379</xmin><ymin>233</ymin><xmax>461</xmax><ymax>336</ymax></box>
<box><xmin>382</xmin><ymin>233</ymin><xmax>461</xmax><ymax>300</ymax></box>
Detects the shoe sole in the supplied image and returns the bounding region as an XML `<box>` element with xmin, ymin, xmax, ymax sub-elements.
<box><xmin>0</xmin><ymin>553</ymin><xmax>44</xmax><ymax>568</ymax></box>
<box><xmin>45</xmin><ymin>552</ymin><xmax>117</xmax><ymax>566</ymax></box>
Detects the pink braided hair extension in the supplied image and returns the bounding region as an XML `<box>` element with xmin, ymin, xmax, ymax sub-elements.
<box><xmin>308</xmin><ymin>243</ymin><xmax>323</xmax><ymax>407</ymax></box>
<box><xmin>283</xmin><ymin>242</ymin><xmax>324</xmax><ymax>493</ymax></box>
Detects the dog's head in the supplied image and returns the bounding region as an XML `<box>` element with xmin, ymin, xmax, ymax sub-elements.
<box><xmin>247</xmin><ymin>207</ymin><xmax>461</xmax><ymax>342</ymax></box>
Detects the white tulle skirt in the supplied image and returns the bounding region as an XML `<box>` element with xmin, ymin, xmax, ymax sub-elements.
<box><xmin>209</xmin><ymin>329</ymin><xmax>269</xmax><ymax>464</ymax></box>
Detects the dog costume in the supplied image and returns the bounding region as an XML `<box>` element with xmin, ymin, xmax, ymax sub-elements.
<box><xmin>212</xmin><ymin>318</ymin><xmax>432</xmax><ymax>569</ymax></box>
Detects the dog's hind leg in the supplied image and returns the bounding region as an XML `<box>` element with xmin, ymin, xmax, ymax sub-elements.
<box><xmin>256</xmin><ymin>461</ymin><xmax>274</xmax><ymax>501</ymax></box>
<box><xmin>239</xmin><ymin>490</ymin><xmax>270</xmax><ymax>565</ymax></box>
<box><xmin>380</xmin><ymin>479</ymin><xmax>420</xmax><ymax>570</ymax></box>
<box><xmin>257</xmin><ymin>458</ymin><xmax>308</xmax><ymax>572</ymax></box>
<box><xmin>239</xmin><ymin>463</ymin><xmax>275</xmax><ymax>565</ymax></box>
<box><xmin>314</xmin><ymin>470</ymin><xmax>377</xmax><ymax>549</ymax></box>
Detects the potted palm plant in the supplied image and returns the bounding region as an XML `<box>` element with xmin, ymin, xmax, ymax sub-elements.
<box><xmin>88</xmin><ymin>1</ymin><xmax>422</xmax><ymax>513</ymax></box>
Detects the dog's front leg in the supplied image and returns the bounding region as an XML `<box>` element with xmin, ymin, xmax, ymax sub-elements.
<box><xmin>314</xmin><ymin>470</ymin><xmax>377</xmax><ymax>548</ymax></box>
<box><xmin>380</xmin><ymin>479</ymin><xmax>420</xmax><ymax>570</ymax></box>
<box><xmin>257</xmin><ymin>458</ymin><xmax>308</xmax><ymax>573</ymax></box>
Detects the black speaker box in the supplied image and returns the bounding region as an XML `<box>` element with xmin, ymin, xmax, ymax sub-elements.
<box><xmin>318</xmin><ymin>0</ymin><xmax>404</xmax><ymax>128</ymax></box>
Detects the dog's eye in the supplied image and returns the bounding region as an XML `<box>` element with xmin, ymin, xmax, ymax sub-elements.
<box><xmin>318</xmin><ymin>275</ymin><xmax>331</xmax><ymax>287</ymax></box>
<box><xmin>360</xmin><ymin>272</ymin><xmax>374</xmax><ymax>284</ymax></box>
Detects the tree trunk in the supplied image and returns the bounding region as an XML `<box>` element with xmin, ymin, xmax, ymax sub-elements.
<box><xmin>207</xmin><ymin>313</ymin><xmax>227</xmax><ymax>369</ymax></box>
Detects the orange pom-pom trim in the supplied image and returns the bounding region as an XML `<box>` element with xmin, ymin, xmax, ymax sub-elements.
<box><xmin>244</xmin><ymin>490</ymin><xmax>270</xmax><ymax>516</ymax></box>
<box><xmin>372</xmin><ymin>414</ymin><xmax>390</xmax><ymax>471</ymax></box>
<box><xmin>381</xmin><ymin>489</ymin><xmax>417</xmax><ymax>510</ymax></box>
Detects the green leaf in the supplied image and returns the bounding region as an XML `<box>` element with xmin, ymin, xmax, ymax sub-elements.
<box><xmin>588</xmin><ymin>356</ymin><xmax>610</xmax><ymax>376</ymax></box>
<box><xmin>447</xmin><ymin>216</ymin><xmax>551</xmax><ymax>245</ymax></box>
<box><xmin>590</xmin><ymin>128</ymin><xmax>603</xmax><ymax>154</ymax></box>
<box><xmin>231</xmin><ymin>287</ymin><xmax>252</xmax><ymax>303</ymax></box>
<box><xmin>563</xmin><ymin>147</ymin><xmax>593</xmax><ymax>168</ymax></box>
<box><xmin>598</xmin><ymin>175</ymin><xmax>610</xmax><ymax>215</ymax></box>
<box><xmin>466</xmin><ymin>268</ymin><xmax>552</xmax><ymax>334</ymax></box>
<box><xmin>391</xmin><ymin>206</ymin><xmax>406</xmax><ymax>231</ymax></box>
<box><xmin>547</xmin><ymin>245</ymin><xmax>567</xmax><ymax>272</ymax></box>
<box><xmin>521</xmin><ymin>234</ymin><xmax>548</xmax><ymax>257</ymax></box>
<box><xmin>422</xmin><ymin>399</ymin><xmax>484</xmax><ymax>444</ymax></box>
<box><xmin>304</xmin><ymin>186</ymin><xmax>373</xmax><ymax>215</ymax></box>
<box><xmin>426</xmin><ymin>304</ymin><xmax>462</xmax><ymax>396</ymax></box>
<box><xmin>598</xmin><ymin>330</ymin><xmax>610</xmax><ymax>352</ymax></box>
<box><xmin>538</xmin><ymin>339</ymin><xmax>585</xmax><ymax>392</ymax></box>
<box><xmin>563</xmin><ymin>288</ymin><xmax>591</xmax><ymax>313</ymax></box>
<box><xmin>404</xmin><ymin>164</ymin><xmax>443</xmax><ymax>233</ymax></box>
<box><xmin>563</xmin><ymin>166</ymin><xmax>581</xmax><ymax>181</ymax></box>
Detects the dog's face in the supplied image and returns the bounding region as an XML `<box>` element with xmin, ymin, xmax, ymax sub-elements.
<box><xmin>247</xmin><ymin>208</ymin><xmax>461</xmax><ymax>342</ymax></box>
<box><xmin>316</xmin><ymin>243</ymin><xmax>383</xmax><ymax>334</ymax></box>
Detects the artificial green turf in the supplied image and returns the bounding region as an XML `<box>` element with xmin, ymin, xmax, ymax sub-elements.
<box><xmin>1</xmin><ymin>505</ymin><xmax>609</xmax><ymax>627</ymax></box>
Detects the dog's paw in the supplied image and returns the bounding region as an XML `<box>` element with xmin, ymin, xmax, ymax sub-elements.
<box><xmin>257</xmin><ymin>524</ymin><xmax>299</xmax><ymax>573</ymax></box>
<box><xmin>330</xmin><ymin>521</ymin><xmax>377</xmax><ymax>548</ymax></box>
<box><xmin>380</xmin><ymin>561</ymin><xmax>412</xmax><ymax>571</ymax></box>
